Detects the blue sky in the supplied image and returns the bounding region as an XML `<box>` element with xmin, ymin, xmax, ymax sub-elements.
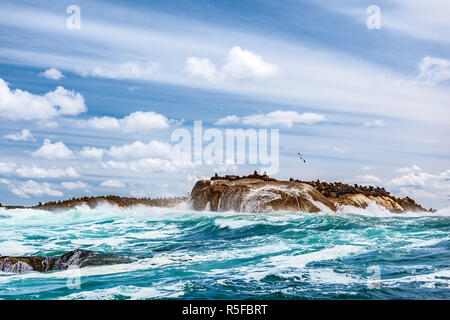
<box><xmin>0</xmin><ymin>0</ymin><xmax>449</xmax><ymax>208</ymax></box>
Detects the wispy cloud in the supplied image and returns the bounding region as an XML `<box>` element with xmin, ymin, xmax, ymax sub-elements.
<box><xmin>216</xmin><ymin>111</ymin><xmax>325</xmax><ymax>128</ymax></box>
<box><xmin>4</xmin><ymin>129</ymin><xmax>35</xmax><ymax>142</ymax></box>
<box><xmin>61</xmin><ymin>181</ymin><xmax>88</xmax><ymax>190</ymax></box>
<box><xmin>0</xmin><ymin>162</ymin><xmax>16</xmax><ymax>175</ymax></box>
<box><xmin>11</xmin><ymin>180</ymin><xmax>63</xmax><ymax>198</ymax></box>
<box><xmin>355</xmin><ymin>174</ymin><xmax>381</xmax><ymax>184</ymax></box>
<box><xmin>16</xmin><ymin>165</ymin><xmax>79</xmax><ymax>179</ymax></box>
<box><xmin>363</xmin><ymin>119</ymin><xmax>384</xmax><ymax>127</ymax></box>
<box><xmin>320</xmin><ymin>0</ymin><xmax>450</xmax><ymax>44</ymax></box>
<box><xmin>417</xmin><ymin>56</ymin><xmax>450</xmax><ymax>84</ymax></box>
<box><xmin>87</xmin><ymin>61</ymin><xmax>158</xmax><ymax>80</ymax></box>
<box><xmin>100</xmin><ymin>179</ymin><xmax>126</xmax><ymax>188</ymax></box>
<box><xmin>0</xmin><ymin>4</ymin><xmax>449</xmax><ymax>125</ymax></box>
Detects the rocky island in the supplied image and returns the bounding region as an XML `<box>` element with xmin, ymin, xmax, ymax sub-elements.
<box><xmin>0</xmin><ymin>172</ymin><xmax>432</xmax><ymax>213</ymax></box>
<box><xmin>190</xmin><ymin>172</ymin><xmax>433</xmax><ymax>213</ymax></box>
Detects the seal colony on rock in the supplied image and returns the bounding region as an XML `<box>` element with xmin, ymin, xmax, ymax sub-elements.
<box><xmin>190</xmin><ymin>171</ymin><xmax>434</xmax><ymax>213</ymax></box>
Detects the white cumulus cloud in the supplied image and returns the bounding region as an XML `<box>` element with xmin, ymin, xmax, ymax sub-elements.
<box><xmin>389</xmin><ymin>170</ymin><xmax>432</xmax><ymax>187</ymax></box>
<box><xmin>184</xmin><ymin>57</ymin><xmax>217</xmax><ymax>82</ymax></box>
<box><xmin>39</xmin><ymin>68</ymin><xmax>64</xmax><ymax>80</ymax></box>
<box><xmin>85</xmin><ymin>111</ymin><xmax>170</xmax><ymax>132</ymax></box>
<box><xmin>389</xmin><ymin>165</ymin><xmax>450</xmax><ymax>189</ymax></box>
<box><xmin>32</xmin><ymin>139</ymin><xmax>75</xmax><ymax>160</ymax></box>
<box><xmin>185</xmin><ymin>46</ymin><xmax>279</xmax><ymax>82</ymax></box>
<box><xmin>0</xmin><ymin>78</ymin><xmax>86</xmax><ymax>121</ymax></box>
<box><xmin>214</xmin><ymin>115</ymin><xmax>240</xmax><ymax>126</ymax></box>
<box><xmin>79</xmin><ymin>147</ymin><xmax>105</xmax><ymax>160</ymax></box>
<box><xmin>395</xmin><ymin>164</ymin><xmax>422</xmax><ymax>175</ymax></box>
<box><xmin>86</xmin><ymin>116</ymin><xmax>120</xmax><ymax>130</ymax></box>
<box><xmin>222</xmin><ymin>46</ymin><xmax>280</xmax><ymax>80</ymax></box>
<box><xmin>107</xmin><ymin>140</ymin><xmax>172</xmax><ymax>160</ymax></box>
<box><xmin>388</xmin><ymin>166</ymin><xmax>450</xmax><ymax>206</ymax></box>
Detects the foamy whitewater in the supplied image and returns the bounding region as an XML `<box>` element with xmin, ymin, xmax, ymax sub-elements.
<box><xmin>0</xmin><ymin>204</ymin><xmax>449</xmax><ymax>299</ymax></box>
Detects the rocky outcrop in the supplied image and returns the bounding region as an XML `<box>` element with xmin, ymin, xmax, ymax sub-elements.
<box><xmin>190</xmin><ymin>172</ymin><xmax>432</xmax><ymax>213</ymax></box>
<box><xmin>294</xmin><ymin>179</ymin><xmax>430</xmax><ymax>212</ymax></box>
<box><xmin>191</xmin><ymin>174</ymin><xmax>336</xmax><ymax>213</ymax></box>
<box><xmin>1</xmin><ymin>195</ymin><xmax>188</xmax><ymax>211</ymax></box>
<box><xmin>0</xmin><ymin>249</ymin><xmax>135</xmax><ymax>273</ymax></box>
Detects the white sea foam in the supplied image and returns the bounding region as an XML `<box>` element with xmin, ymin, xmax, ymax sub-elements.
<box><xmin>405</xmin><ymin>237</ymin><xmax>450</xmax><ymax>249</ymax></box>
<box><xmin>267</xmin><ymin>245</ymin><xmax>363</xmax><ymax>270</ymax></box>
<box><xmin>211</xmin><ymin>245</ymin><xmax>364</xmax><ymax>281</ymax></box>
<box><xmin>337</xmin><ymin>202</ymin><xmax>450</xmax><ymax>218</ymax></box>
<box><xmin>70</xmin><ymin>237</ymin><xmax>127</xmax><ymax>249</ymax></box>
<box><xmin>0</xmin><ymin>241</ymin><xmax>36</xmax><ymax>256</ymax></box>
<box><xmin>307</xmin><ymin>268</ymin><xmax>363</xmax><ymax>285</ymax></box>
<box><xmin>214</xmin><ymin>218</ymin><xmax>260</xmax><ymax>229</ymax></box>
<box><xmin>166</xmin><ymin>236</ymin><xmax>291</xmax><ymax>263</ymax></box>
<box><xmin>60</xmin><ymin>282</ymin><xmax>185</xmax><ymax>300</ymax></box>
<box><xmin>380</xmin><ymin>269</ymin><xmax>450</xmax><ymax>288</ymax></box>
<box><xmin>124</xmin><ymin>227</ymin><xmax>181</xmax><ymax>240</ymax></box>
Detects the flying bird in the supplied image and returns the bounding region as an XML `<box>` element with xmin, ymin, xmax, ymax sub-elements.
<box><xmin>297</xmin><ymin>153</ymin><xmax>306</xmax><ymax>164</ymax></box>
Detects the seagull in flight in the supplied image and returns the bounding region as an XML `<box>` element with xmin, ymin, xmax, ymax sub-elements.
<box><xmin>297</xmin><ymin>153</ymin><xmax>306</xmax><ymax>164</ymax></box>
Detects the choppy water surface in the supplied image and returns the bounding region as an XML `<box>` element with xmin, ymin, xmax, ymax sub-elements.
<box><xmin>0</xmin><ymin>203</ymin><xmax>449</xmax><ymax>299</ymax></box>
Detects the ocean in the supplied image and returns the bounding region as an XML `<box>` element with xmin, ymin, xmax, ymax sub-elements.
<box><xmin>0</xmin><ymin>203</ymin><xmax>449</xmax><ymax>300</ymax></box>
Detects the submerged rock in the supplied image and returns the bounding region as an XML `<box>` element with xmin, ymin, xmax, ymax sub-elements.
<box><xmin>0</xmin><ymin>249</ymin><xmax>135</xmax><ymax>274</ymax></box>
<box><xmin>190</xmin><ymin>173</ymin><xmax>431</xmax><ymax>213</ymax></box>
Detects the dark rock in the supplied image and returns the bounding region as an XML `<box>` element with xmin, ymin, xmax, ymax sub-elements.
<box><xmin>0</xmin><ymin>249</ymin><xmax>135</xmax><ymax>274</ymax></box>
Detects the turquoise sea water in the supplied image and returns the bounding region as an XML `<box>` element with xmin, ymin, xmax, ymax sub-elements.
<box><xmin>0</xmin><ymin>203</ymin><xmax>449</xmax><ymax>300</ymax></box>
